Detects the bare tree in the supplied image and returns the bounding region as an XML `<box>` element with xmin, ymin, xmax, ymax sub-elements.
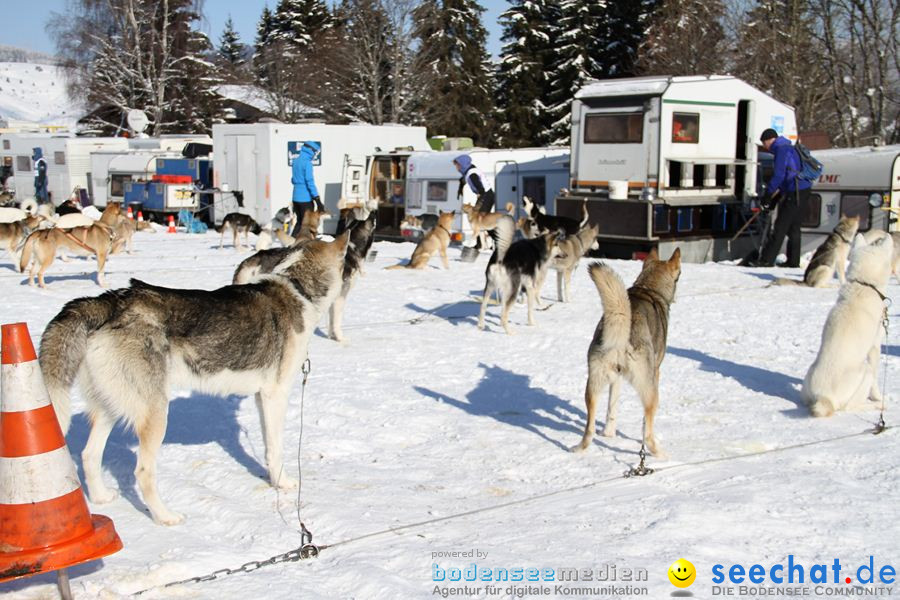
<box><xmin>637</xmin><ymin>0</ymin><xmax>728</xmax><ymax>76</ymax></box>
<box><xmin>811</xmin><ymin>0</ymin><xmax>900</xmax><ymax>145</ymax></box>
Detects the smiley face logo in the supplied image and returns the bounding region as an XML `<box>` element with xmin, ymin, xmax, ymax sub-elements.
<box><xmin>668</xmin><ymin>558</ymin><xmax>696</xmax><ymax>588</ymax></box>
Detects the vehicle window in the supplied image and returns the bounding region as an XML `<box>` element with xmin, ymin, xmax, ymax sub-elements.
<box><xmin>16</xmin><ymin>156</ymin><xmax>31</xmax><ymax>172</ymax></box>
<box><xmin>584</xmin><ymin>113</ymin><xmax>643</xmax><ymax>143</ymax></box>
<box><xmin>841</xmin><ymin>194</ymin><xmax>870</xmax><ymax>230</ymax></box>
<box><xmin>427</xmin><ymin>181</ymin><xmax>448</xmax><ymax>202</ymax></box>
<box><xmin>801</xmin><ymin>193</ymin><xmax>821</xmax><ymax>228</ymax></box>
<box><xmin>672</xmin><ymin>113</ymin><xmax>699</xmax><ymax>144</ymax></box>
<box><xmin>54</xmin><ymin>151</ymin><xmax>66</xmax><ymax>165</ymax></box>
<box><xmin>523</xmin><ymin>176</ymin><xmax>546</xmax><ymax>206</ymax></box>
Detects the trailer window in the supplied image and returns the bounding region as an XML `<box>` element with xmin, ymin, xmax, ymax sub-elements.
<box><xmin>110</xmin><ymin>174</ymin><xmax>132</xmax><ymax>198</ymax></box>
<box><xmin>800</xmin><ymin>193</ymin><xmax>822</xmax><ymax>228</ymax></box>
<box><xmin>672</xmin><ymin>113</ymin><xmax>699</xmax><ymax>144</ymax></box>
<box><xmin>2</xmin><ymin>140</ymin><xmax>9</xmax><ymax>150</ymax></box>
<box><xmin>54</xmin><ymin>152</ymin><xmax>66</xmax><ymax>165</ymax></box>
<box><xmin>584</xmin><ymin>113</ymin><xmax>643</xmax><ymax>144</ymax></box>
<box><xmin>427</xmin><ymin>181</ymin><xmax>448</xmax><ymax>202</ymax></box>
<box><xmin>523</xmin><ymin>177</ymin><xmax>546</xmax><ymax>206</ymax></box>
<box><xmin>841</xmin><ymin>194</ymin><xmax>871</xmax><ymax>230</ymax></box>
<box><xmin>407</xmin><ymin>181</ymin><xmax>422</xmax><ymax>209</ymax></box>
<box><xmin>16</xmin><ymin>156</ymin><xmax>31</xmax><ymax>172</ymax></box>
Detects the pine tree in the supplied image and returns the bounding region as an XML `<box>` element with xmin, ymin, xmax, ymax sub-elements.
<box><xmin>413</xmin><ymin>0</ymin><xmax>495</xmax><ymax>145</ymax></box>
<box><xmin>168</xmin><ymin>17</ymin><xmax>225</xmax><ymax>134</ymax></box>
<box><xmin>219</xmin><ymin>16</ymin><xmax>245</xmax><ymax>71</ymax></box>
<box><xmin>495</xmin><ymin>0</ymin><xmax>560</xmax><ymax>147</ymax></box>
<box><xmin>601</xmin><ymin>0</ymin><xmax>659</xmax><ymax>78</ymax></box>
<box><xmin>544</xmin><ymin>0</ymin><xmax>608</xmax><ymax>144</ymax></box>
<box><xmin>636</xmin><ymin>0</ymin><xmax>726</xmax><ymax>76</ymax></box>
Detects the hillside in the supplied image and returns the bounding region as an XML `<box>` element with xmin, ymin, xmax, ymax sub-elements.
<box><xmin>0</xmin><ymin>61</ymin><xmax>83</xmax><ymax>128</ymax></box>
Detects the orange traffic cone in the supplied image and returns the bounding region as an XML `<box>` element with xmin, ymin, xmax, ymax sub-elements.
<box><xmin>137</xmin><ymin>210</ymin><xmax>144</xmax><ymax>223</ymax></box>
<box><xmin>0</xmin><ymin>323</ymin><xmax>122</xmax><ymax>584</ymax></box>
<box><xmin>167</xmin><ymin>214</ymin><xmax>176</xmax><ymax>233</ymax></box>
<box><xmin>126</xmin><ymin>206</ymin><xmax>134</xmax><ymax>220</ymax></box>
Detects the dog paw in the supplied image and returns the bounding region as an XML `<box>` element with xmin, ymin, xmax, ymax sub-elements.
<box><xmin>569</xmin><ymin>443</ymin><xmax>588</xmax><ymax>453</ymax></box>
<box><xmin>273</xmin><ymin>474</ymin><xmax>299</xmax><ymax>490</ymax></box>
<box><xmin>153</xmin><ymin>510</ymin><xmax>186</xmax><ymax>526</ymax></box>
<box><xmin>89</xmin><ymin>488</ymin><xmax>119</xmax><ymax>504</ymax></box>
<box><xmin>601</xmin><ymin>426</ymin><xmax>616</xmax><ymax>438</ymax></box>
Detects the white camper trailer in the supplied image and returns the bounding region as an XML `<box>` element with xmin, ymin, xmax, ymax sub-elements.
<box><xmin>798</xmin><ymin>145</ymin><xmax>900</xmax><ymax>250</ymax></box>
<box><xmin>557</xmin><ymin>75</ymin><xmax>798</xmax><ymax>261</ymax></box>
<box><xmin>405</xmin><ymin>148</ymin><xmax>570</xmax><ymax>240</ymax></box>
<box><xmin>211</xmin><ymin>123</ymin><xmax>430</xmax><ymax>232</ymax></box>
<box><xmin>0</xmin><ymin>132</ymin><xmax>70</xmax><ymax>198</ymax></box>
<box><xmin>6</xmin><ymin>135</ymin><xmax>129</xmax><ymax>206</ymax></box>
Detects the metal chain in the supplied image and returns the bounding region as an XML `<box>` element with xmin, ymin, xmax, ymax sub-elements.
<box><xmin>873</xmin><ymin>301</ymin><xmax>891</xmax><ymax>435</ymax></box>
<box><xmin>624</xmin><ymin>442</ymin><xmax>655</xmax><ymax>478</ymax></box>
<box><xmin>297</xmin><ymin>358</ymin><xmax>314</xmax><ymax>544</ymax></box>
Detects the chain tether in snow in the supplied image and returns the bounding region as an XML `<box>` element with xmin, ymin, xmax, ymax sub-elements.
<box><xmin>873</xmin><ymin>300</ymin><xmax>891</xmax><ymax>435</ymax></box>
<box><xmin>624</xmin><ymin>420</ymin><xmax>655</xmax><ymax>478</ymax></box>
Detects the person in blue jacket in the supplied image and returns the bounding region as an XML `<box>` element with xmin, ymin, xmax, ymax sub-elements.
<box><xmin>755</xmin><ymin>128</ymin><xmax>812</xmax><ymax>268</ymax></box>
<box><xmin>32</xmin><ymin>147</ymin><xmax>49</xmax><ymax>204</ymax></box>
<box><xmin>290</xmin><ymin>141</ymin><xmax>324</xmax><ymax>237</ymax></box>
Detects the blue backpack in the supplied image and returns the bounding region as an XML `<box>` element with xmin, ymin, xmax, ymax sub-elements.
<box><xmin>794</xmin><ymin>142</ymin><xmax>823</xmax><ymax>182</ymax></box>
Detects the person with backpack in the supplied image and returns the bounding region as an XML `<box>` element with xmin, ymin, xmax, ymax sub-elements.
<box><xmin>753</xmin><ymin>128</ymin><xmax>814</xmax><ymax>268</ymax></box>
<box><xmin>32</xmin><ymin>147</ymin><xmax>49</xmax><ymax>205</ymax></box>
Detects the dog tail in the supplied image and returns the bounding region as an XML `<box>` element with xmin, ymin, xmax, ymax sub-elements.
<box><xmin>504</xmin><ymin>201</ymin><xmax>514</xmax><ymax>215</ymax></box>
<box><xmin>489</xmin><ymin>214</ymin><xmax>516</xmax><ymax>262</ymax></box>
<box><xmin>588</xmin><ymin>262</ymin><xmax>631</xmax><ymax>352</ymax></box>
<box><xmin>39</xmin><ymin>291</ymin><xmax>121</xmax><ymax>433</ymax></box>
<box><xmin>579</xmin><ymin>200</ymin><xmax>589</xmax><ymax>227</ymax></box>
<box><xmin>18</xmin><ymin>230</ymin><xmax>38</xmax><ymax>272</ymax></box>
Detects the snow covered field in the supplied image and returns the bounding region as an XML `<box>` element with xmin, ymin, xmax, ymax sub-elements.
<box><xmin>1</xmin><ymin>229</ymin><xmax>898</xmax><ymax>599</ymax></box>
<box><xmin>0</xmin><ymin>62</ymin><xmax>82</xmax><ymax>128</ymax></box>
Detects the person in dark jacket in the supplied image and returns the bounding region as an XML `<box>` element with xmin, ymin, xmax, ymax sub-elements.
<box><xmin>755</xmin><ymin>128</ymin><xmax>812</xmax><ymax>268</ymax></box>
<box><xmin>290</xmin><ymin>141</ymin><xmax>324</xmax><ymax>238</ymax></box>
<box><xmin>33</xmin><ymin>147</ymin><xmax>49</xmax><ymax>204</ymax></box>
<box><xmin>453</xmin><ymin>154</ymin><xmax>494</xmax><ymax>213</ymax></box>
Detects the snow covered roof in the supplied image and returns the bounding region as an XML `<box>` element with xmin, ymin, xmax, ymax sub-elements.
<box><xmin>575</xmin><ymin>75</ymin><xmax>738</xmax><ymax>100</ymax></box>
<box><xmin>215</xmin><ymin>84</ymin><xmax>323</xmax><ymax>119</ymax></box>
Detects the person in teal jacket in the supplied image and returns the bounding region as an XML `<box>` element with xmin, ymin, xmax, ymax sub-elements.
<box><xmin>291</xmin><ymin>141</ymin><xmax>324</xmax><ymax>237</ymax></box>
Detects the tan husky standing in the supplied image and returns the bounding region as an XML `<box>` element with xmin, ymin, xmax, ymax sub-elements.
<box><xmin>774</xmin><ymin>215</ymin><xmax>859</xmax><ymax>287</ymax></box>
<box><xmin>19</xmin><ymin>204</ymin><xmax>119</xmax><ymax>288</ymax></box>
<box><xmin>572</xmin><ymin>248</ymin><xmax>682</xmax><ymax>456</ymax></box>
<box><xmin>552</xmin><ymin>215</ymin><xmax>599</xmax><ymax>302</ymax></box>
<box><xmin>0</xmin><ymin>214</ymin><xmax>45</xmax><ymax>271</ymax></box>
<box><xmin>386</xmin><ymin>210</ymin><xmax>455</xmax><ymax>270</ymax></box>
<box><xmin>295</xmin><ymin>207</ymin><xmax>327</xmax><ymax>242</ymax></box>
<box><xmin>461</xmin><ymin>201</ymin><xmax>515</xmax><ymax>249</ymax></box>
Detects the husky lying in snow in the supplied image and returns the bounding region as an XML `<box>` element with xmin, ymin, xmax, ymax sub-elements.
<box><xmin>803</xmin><ymin>231</ymin><xmax>894</xmax><ymax>417</ymax></box>
<box><xmin>39</xmin><ymin>233</ymin><xmax>350</xmax><ymax>524</ymax></box>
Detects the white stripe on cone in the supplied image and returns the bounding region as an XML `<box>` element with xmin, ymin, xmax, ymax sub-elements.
<box><xmin>0</xmin><ymin>447</ymin><xmax>81</xmax><ymax>504</ymax></box>
<box><xmin>1</xmin><ymin>361</ymin><xmax>52</xmax><ymax>413</ymax></box>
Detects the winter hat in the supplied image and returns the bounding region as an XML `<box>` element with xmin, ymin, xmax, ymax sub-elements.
<box><xmin>453</xmin><ymin>154</ymin><xmax>472</xmax><ymax>172</ymax></box>
<box><xmin>31</xmin><ymin>147</ymin><xmax>43</xmax><ymax>161</ymax></box>
<box><xmin>759</xmin><ymin>128</ymin><xmax>778</xmax><ymax>143</ymax></box>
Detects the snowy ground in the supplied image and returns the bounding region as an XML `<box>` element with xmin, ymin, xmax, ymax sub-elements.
<box><xmin>1</xmin><ymin>229</ymin><xmax>898</xmax><ymax>599</ymax></box>
<box><xmin>0</xmin><ymin>62</ymin><xmax>82</xmax><ymax>128</ymax></box>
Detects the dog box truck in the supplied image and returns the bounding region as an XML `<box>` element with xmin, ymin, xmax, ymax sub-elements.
<box><xmin>404</xmin><ymin>147</ymin><xmax>570</xmax><ymax>242</ymax></box>
<box><xmin>211</xmin><ymin>123</ymin><xmax>430</xmax><ymax>233</ymax></box>
<box><xmin>557</xmin><ymin>75</ymin><xmax>798</xmax><ymax>262</ymax></box>
<box><xmin>6</xmin><ymin>135</ymin><xmax>129</xmax><ymax>207</ymax></box>
<box><xmin>90</xmin><ymin>136</ymin><xmax>212</xmax><ymax>208</ymax></box>
<box><xmin>797</xmin><ymin>145</ymin><xmax>900</xmax><ymax>250</ymax></box>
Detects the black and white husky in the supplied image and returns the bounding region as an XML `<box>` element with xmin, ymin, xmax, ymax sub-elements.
<box><xmin>39</xmin><ymin>233</ymin><xmax>351</xmax><ymax>525</ymax></box>
<box><xmin>477</xmin><ymin>215</ymin><xmax>560</xmax><ymax>334</ymax></box>
<box><xmin>234</xmin><ymin>211</ymin><xmax>377</xmax><ymax>342</ymax></box>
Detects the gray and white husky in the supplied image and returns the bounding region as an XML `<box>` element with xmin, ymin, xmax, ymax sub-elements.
<box><xmin>39</xmin><ymin>233</ymin><xmax>350</xmax><ymax>525</ymax></box>
<box><xmin>774</xmin><ymin>215</ymin><xmax>859</xmax><ymax>287</ymax></box>
<box><xmin>234</xmin><ymin>211</ymin><xmax>377</xmax><ymax>343</ymax></box>
<box><xmin>803</xmin><ymin>231</ymin><xmax>894</xmax><ymax>417</ymax></box>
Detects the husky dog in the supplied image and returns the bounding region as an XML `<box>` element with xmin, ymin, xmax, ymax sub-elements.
<box><xmin>572</xmin><ymin>248</ymin><xmax>682</xmax><ymax>456</ymax></box>
<box><xmin>461</xmin><ymin>201</ymin><xmax>515</xmax><ymax>250</ymax></box>
<box><xmin>386</xmin><ymin>210</ymin><xmax>455</xmax><ymax>270</ymax></box>
<box><xmin>103</xmin><ymin>202</ymin><xmax>136</xmax><ymax>255</ymax></box>
<box><xmin>256</xmin><ymin>206</ymin><xmax>298</xmax><ymax>251</ymax></box>
<box><xmin>217</xmin><ymin>212</ymin><xmax>260</xmax><ymax>250</ymax></box>
<box><xmin>522</xmin><ymin>196</ymin><xmax>587</xmax><ymax>237</ymax></box>
<box><xmin>234</xmin><ymin>212</ymin><xmax>377</xmax><ymax>343</ymax></box>
<box><xmin>401</xmin><ymin>213</ymin><xmax>439</xmax><ymax>232</ymax></box>
<box><xmin>295</xmin><ymin>207</ymin><xmax>327</xmax><ymax>242</ymax></box>
<box><xmin>774</xmin><ymin>215</ymin><xmax>859</xmax><ymax>287</ymax></box>
<box><xmin>19</xmin><ymin>203</ymin><xmax>120</xmax><ymax>287</ymax></box>
<box><xmin>0</xmin><ymin>214</ymin><xmax>44</xmax><ymax>270</ymax></box>
<box><xmin>803</xmin><ymin>232</ymin><xmax>894</xmax><ymax>417</ymax></box>
<box><xmin>553</xmin><ymin>222</ymin><xmax>600</xmax><ymax>302</ymax></box>
<box><xmin>477</xmin><ymin>215</ymin><xmax>559</xmax><ymax>334</ymax></box>
<box><xmin>39</xmin><ymin>233</ymin><xmax>351</xmax><ymax>525</ymax></box>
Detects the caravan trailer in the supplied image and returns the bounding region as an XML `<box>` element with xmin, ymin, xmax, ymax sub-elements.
<box><xmin>6</xmin><ymin>135</ymin><xmax>128</xmax><ymax>206</ymax></box>
<box><xmin>212</xmin><ymin>123</ymin><xmax>430</xmax><ymax>232</ymax></box>
<box><xmin>557</xmin><ymin>75</ymin><xmax>798</xmax><ymax>261</ymax></box>
<box><xmin>405</xmin><ymin>148</ymin><xmax>570</xmax><ymax>240</ymax></box>
<box><xmin>799</xmin><ymin>145</ymin><xmax>900</xmax><ymax>251</ymax></box>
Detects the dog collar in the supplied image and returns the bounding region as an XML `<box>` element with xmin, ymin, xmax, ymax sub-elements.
<box><xmin>438</xmin><ymin>223</ymin><xmax>451</xmax><ymax>235</ymax></box>
<box><xmin>849</xmin><ymin>279</ymin><xmax>889</xmax><ymax>303</ymax></box>
<box><xmin>838</xmin><ymin>232</ymin><xmax>853</xmax><ymax>244</ymax></box>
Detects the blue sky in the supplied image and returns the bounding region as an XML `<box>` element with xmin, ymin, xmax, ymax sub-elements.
<box><xmin>5</xmin><ymin>0</ymin><xmax>508</xmax><ymax>59</ymax></box>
